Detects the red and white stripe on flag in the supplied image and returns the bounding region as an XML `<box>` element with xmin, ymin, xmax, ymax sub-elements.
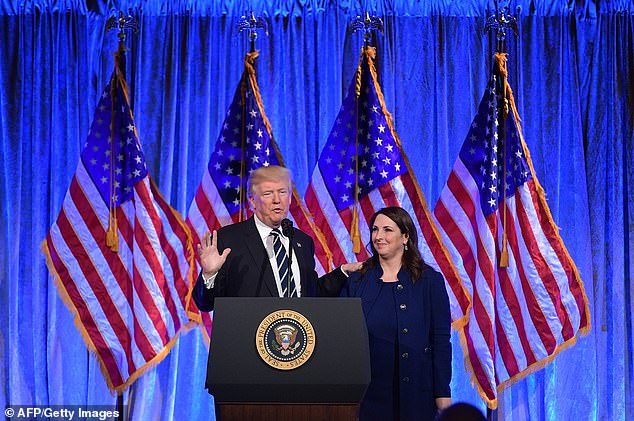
<box><xmin>305</xmin><ymin>47</ymin><xmax>469</xmax><ymax>326</ymax></box>
<box><xmin>42</xmin><ymin>54</ymin><xmax>196</xmax><ymax>391</ymax></box>
<box><xmin>432</xmin><ymin>53</ymin><xmax>590</xmax><ymax>408</ymax></box>
<box><xmin>42</xmin><ymin>164</ymin><xmax>195</xmax><ymax>392</ymax></box>
<box><xmin>185</xmin><ymin>51</ymin><xmax>333</xmax><ymax>342</ymax></box>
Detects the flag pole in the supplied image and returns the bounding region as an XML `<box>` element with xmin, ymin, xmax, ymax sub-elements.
<box><xmin>483</xmin><ymin>2</ymin><xmax>519</xmax><ymax>417</ymax></box>
<box><xmin>105</xmin><ymin>9</ymin><xmax>139</xmax><ymax>419</ymax></box>
<box><xmin>485</xmin><ymin>0</ymin><xmax>518</xmax><ymax>270</ymax></box>
<box><xmin>236</xmin><ymin>12</ymin><xmax>268</xmax><ymax>220</ymax></box>
<box><xmin>239</xmin><ymin>62</ymin><xmax>248</xmax><ymax>222</ymax></box>
<box><xmin>349</xmin><ymin>12</ymin><xmax>383</xmax><ymax>253</ymax></box>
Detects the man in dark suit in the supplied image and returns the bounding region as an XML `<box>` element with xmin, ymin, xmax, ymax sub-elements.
<box><xmin>192</xmin><ymin>165</ymin><xmax>361</xmax><ymax>312</ymax></box>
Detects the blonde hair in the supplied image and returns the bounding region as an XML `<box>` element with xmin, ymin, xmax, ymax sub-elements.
<box><xmin>247</xmin><ymin>166</ymin><xmax>292</xmax><ymax>197</ymax></box>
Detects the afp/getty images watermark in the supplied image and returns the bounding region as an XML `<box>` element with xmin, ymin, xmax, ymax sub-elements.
<box><xmin>4</xmin><ymin>405</ymin><xmax>123</xmax><ymax>420</ymax></box>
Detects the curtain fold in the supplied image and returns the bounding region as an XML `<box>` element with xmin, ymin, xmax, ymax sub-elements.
<box><xmin>1</xmin><ymin>2</ymin><xmax>632</xmax><ymax>420</ymax></box>
<box><xmin>3</xmin><ymin>0</ymin><xmax>634</xmax><ymax>17</ymax></box>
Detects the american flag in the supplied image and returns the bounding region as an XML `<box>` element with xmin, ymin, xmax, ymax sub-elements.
<box><xmin>305</xmin><ymin>47</ymin><xmax>469</xmax><ymax>325</ymax></box>
<box><xmin>432</xmin><ymin>53</ymin><xmax>591</xmax><ymax>408</ymax></box>
<box><xmin>186</xmin><ymin>51</ymin><xmax>332</xmax><ymax>340</ymax></box>
<box><xmin>41</xmin><ymin>49</ymin><xmax>196</xmax><ymax>392</ymax></box>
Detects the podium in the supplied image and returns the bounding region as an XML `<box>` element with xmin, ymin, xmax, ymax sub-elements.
<box><xmin>206</xmin><ymin>297</ymin><xmax>370</xmax><ymax>420</ymax></box>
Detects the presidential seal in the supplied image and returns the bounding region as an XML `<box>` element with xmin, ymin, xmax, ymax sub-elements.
<box><xmin>255</xmin><ymin>310</ymin><xmax>316</xmax><ymax>370</ymax></box>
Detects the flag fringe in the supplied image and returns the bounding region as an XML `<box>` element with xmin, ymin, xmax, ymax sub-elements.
<box><xmin>363</xmin><ymin>46</ymin><xmax>472</xmax><ymax>331</ymax></box>
<box><xmin>43</xmin><ymin>227</ymin><xmax>200</xmax><ymax>394</ymax></box>
<box><xmin>41</xmin><ymin>236</ymin><xmax>101</xmax><ymax>357</ymax></box>
<box><xmin>200</xmin><ymin>315</ymin><xmax>213</xmax><ymax>346</ymax></box>
<box><xmin>496</xmin><ymin>332</ymin><xmax>580</xmax><ymax>394</ymax></box>
<box><xmin>455</xmin><ymin>326</ymin><xmax>498</xmax><ymax>409</ymax></box>
<box><xmin>108</xmin><ymin>318</ymin><xmax>198</xmax><ymax>394</ymax></box>
<box><xmin>148</xmin><ymin>179</ymin><xmax>201</xmax><ymax>326</ymax></box>
<box><xmin>494</xmin><ymin>53</ymin><xmax>591</xmax><ymax>334</ymax></box>
<box><xmin>457</xmin><ymin>314</ymin><xmax>587</xmax><ymax>411</ymax></box>
<box><xmin>42</xmin><ymin>237</ymin><xmax>198</xmax><ymax>393</ymax></box>
<box><xmin>451</xmin><ymin>54</ymin><xmax>592</xmax><ymax>409</ymax></box>
<box><xmin>40</xmin><ymin>51</ymin><xmax>201</xmax><ymax>391</ymax></box>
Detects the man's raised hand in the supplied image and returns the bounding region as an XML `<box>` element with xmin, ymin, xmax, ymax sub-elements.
<box><xmin>198</xmin><ymin>230</ymin><xmax>231</xmax><ymax>278</ymax></box>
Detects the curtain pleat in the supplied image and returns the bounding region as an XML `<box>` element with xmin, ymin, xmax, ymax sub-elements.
<box><xmin>1</xmin><ymin>2</ymin><xmax>632</xmax><ymax>420</ymax></box>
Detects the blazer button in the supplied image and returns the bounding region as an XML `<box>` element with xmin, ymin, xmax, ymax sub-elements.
<box><xmin>399</xmin><ymin>303</ymin><xmax>407</xmax><ymax>310</ymax></box>
<box><xmin>401</xmin><ymin>328</ymin><xmax>408</xmax><ymax>334</ymax></box>
<box><xmin>401</xmin><ymin>352</ymin><xmax>409</xmax><ymax>359</ymax></box>
<box><xmin>402</xmin><ymin>377</ymin><xmax>410</xmax><ymax>383</ymax></box>
<box><xmin>424</xmin><ymin>346</ymin><xmax>431</xmax><ymax>353</ymax></box>
<box><xmin>396</xmin><ymin>284</ymin><xmax>404</xmax><ymax>291</ymax></box>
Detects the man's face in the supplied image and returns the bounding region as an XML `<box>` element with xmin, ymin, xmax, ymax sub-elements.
<box><xmin>249</xmin><ymin>179</ymin><xmax>291</xmax><ymax>228</ymax></box>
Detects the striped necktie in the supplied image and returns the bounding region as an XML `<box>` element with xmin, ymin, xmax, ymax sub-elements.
<box><xmin>270</xmin><ymin>229</ymin><xmax>297</xmax><ymax>297</ymax></box>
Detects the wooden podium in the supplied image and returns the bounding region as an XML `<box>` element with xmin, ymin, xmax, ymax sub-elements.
<box><xmin>205</xmin><ymin>297</ymin><xmax>371</xmax><ymax>421</ymax></box>
<box><xmin>216</xmin><ymin>403</ymin><xmax>358</xmax><ymax>420</ymax></box>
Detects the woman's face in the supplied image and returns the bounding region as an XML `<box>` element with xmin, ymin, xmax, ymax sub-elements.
<box><xmin>371</xmin><ymin>213</ymin><xmax>408</xmax><ymax>261</ymax></box>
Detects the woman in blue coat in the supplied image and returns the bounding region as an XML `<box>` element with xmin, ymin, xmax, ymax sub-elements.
<box><xmin>341</xmin><ymin>206</ymin><xmax>452</xmax><ymax>421</ymax></box>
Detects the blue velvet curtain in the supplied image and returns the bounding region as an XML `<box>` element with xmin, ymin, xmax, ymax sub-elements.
<box><xmin>1</xmin><ymin>1</ymin><xmax>632</xmax><ymax>419</ymax></box>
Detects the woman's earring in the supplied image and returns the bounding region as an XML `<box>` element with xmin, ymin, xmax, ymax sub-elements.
<box><xmin>404</xmin><ymin>244</ymin><xmax>408</xmax><ymax>251</ymax></box>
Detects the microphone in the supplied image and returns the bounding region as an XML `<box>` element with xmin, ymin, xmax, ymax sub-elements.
<box><xmin>281</xmin><ymin>218</ymin><xmax>295</xmax><ymax>297</ymax></box>
<box><xmin>281</xmin><ymin>218</ymin><xmax>294</xmax><ymax>239</ymax></box>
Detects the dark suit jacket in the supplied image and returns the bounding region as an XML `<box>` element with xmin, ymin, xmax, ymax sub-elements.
<box><xmin>192</xmin><ymin>216</ymin><xmax>347</xmax><ymax>312</ymax></box>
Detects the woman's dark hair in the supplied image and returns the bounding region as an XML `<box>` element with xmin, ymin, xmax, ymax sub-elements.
<box><xmin>360</xmin><ymin>206</ymin><xmax>429</xmax><ymax>281</ymax></box>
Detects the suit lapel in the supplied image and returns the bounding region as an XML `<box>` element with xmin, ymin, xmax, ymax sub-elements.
<box><xmin>243</xmin><ymin>218</ymin><xmax>278</xmax><ymax>297</ymax></box>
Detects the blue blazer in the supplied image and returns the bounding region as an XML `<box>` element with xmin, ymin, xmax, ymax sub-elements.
<box><xmin>341</xmin><ymin>264</ymin><xmax>452</xmax><ymax>421</ymax></box>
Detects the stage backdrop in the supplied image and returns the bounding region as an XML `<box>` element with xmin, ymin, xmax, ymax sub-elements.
<box><xmin>1</xmin><ymin>1</ymin><xmax>632</xmax><ymax>420</ymax></box>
